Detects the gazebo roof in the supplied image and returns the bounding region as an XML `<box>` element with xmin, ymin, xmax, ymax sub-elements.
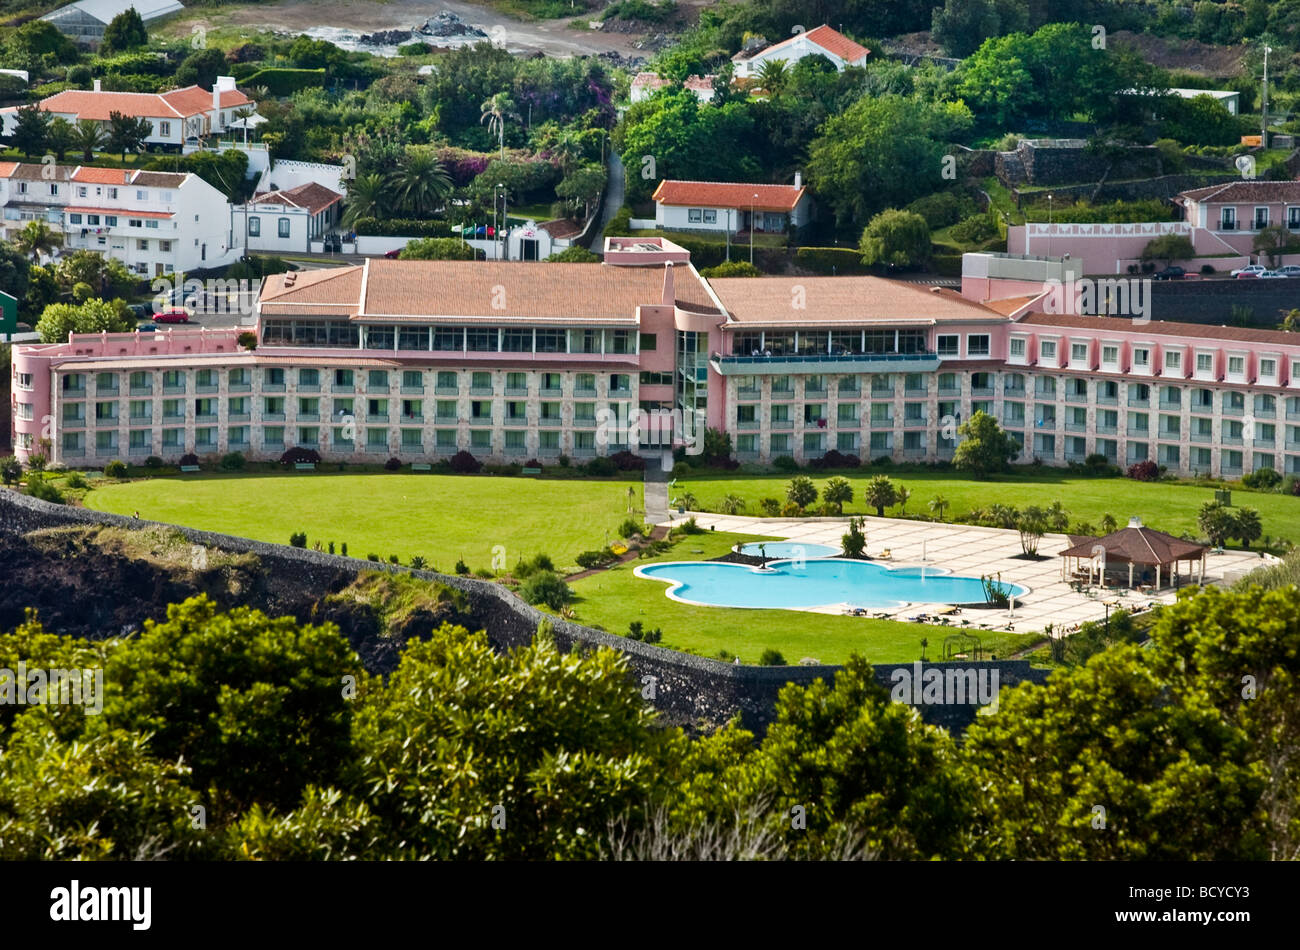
<box><xmin>1058</xmin><ymin>520</ymin><xmax>1206</xmax><ymax>566</ymax></box>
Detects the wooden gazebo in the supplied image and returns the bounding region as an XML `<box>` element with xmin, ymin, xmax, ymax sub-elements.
<box><xmin>1058</xmin><ymin>517</ymin><xmax>1208</xmax><ymax>590</ymax></box>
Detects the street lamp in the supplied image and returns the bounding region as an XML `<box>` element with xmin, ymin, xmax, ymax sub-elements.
<box><xmin>750</xmin><ymin>194</ymin><xmax>758</xmax><ymax>265</ymax></box>
<box><xmin>1263</xmin><ymin>45</ymin><xmax>1273</xmax><ymax>148</ymax></box>
<box><xmin>1047</xmin><ymin>193</ymin><xmax>1054</xmax><ymax>259</ymax></box>
<box><xmin>497</xmin><ymin>182</ymin><xmax>506</xmax><ymax>261</ymax></box>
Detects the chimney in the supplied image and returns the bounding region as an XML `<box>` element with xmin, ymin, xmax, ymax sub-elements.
<box><xmin>661</xmin><ymin>262</ymin><xmax>676</xmax><ymax>306</ymax></box>
<box><xmin>93</xmin><ymin>79</ymin><xmax>101</xmax><ymax>92</ymax></box>
<box><xmin>794</xmin><ymin>170</ymin><xmax>802</xmax><ymax>189</ymax></box>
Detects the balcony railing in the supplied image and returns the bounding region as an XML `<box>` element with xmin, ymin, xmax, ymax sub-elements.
<box><xmin>770</xmin><ymin>419</ymin><xmax>794</xmax><ymax>430</ymax></box>
<box><xmin>1096</xmin><ymin>394</ymin><xmax>1118</xmax><ymax>406</ymax></box>
<box><xmin>1190</xmin><ymin>432</ymin><xmax>1212</xmax><ymax>443</ymax></box>
<box><xmin>1222</xmin><ymin>435</ymin><xmax>1243</xmax><ymax>445</ymax></box>
<box><xmin>1254</xmin><ymin>407</ymin><xmax>1277</xmax><ymax>419</ymax></box>
<box><xmin>1223</xmin><ymin>405</ymin><xmax>1245</xmax><ymax>416</ymax></box>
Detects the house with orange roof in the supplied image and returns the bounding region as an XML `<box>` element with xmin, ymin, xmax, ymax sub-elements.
<box><xmin>629</xmin><ymin>72</ymin><xmax>717</xmax><ymax>104</ymax></box>
<box><xmin>730</xmin><ymin>24</ymin><xmax>869</xmax><ymax>79</ymax></box>
<box><xmin>651</xmin><ymin>174</ymin><xmax>812</xmax><ymax>236</ymax></box>
<box><xmin>0</xmin><ymin>76</ymin><xmax>255</xmax><ymax>149</ymax></box>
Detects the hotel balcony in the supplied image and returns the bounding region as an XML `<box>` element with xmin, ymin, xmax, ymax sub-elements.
<box><xmin>710</xmin><ymin>352</ymin><xmax>940</xmax><ymax>376</ymax></box>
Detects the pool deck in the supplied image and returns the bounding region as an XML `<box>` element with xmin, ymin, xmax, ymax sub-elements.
<box><xmin>659</xmin><ymin>511</ymin><xmax>1270</xmax><ymax>635</ymax></box>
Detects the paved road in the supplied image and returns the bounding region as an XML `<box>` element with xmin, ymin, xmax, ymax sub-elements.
<box><xmin>589</xmin><ymin>151</ymin><xmax>625</xmax><ymax>251</ymax></box>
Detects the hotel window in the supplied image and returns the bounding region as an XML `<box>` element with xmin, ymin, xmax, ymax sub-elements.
<box><xmin>248</xmin><ymin>217</ymin><xmax>260</xmax><ymax>236</ymax></box>
<box><xmin>436</xmin><ymin>430</ymin><xmax>457</xmax><ymax>449</ymax></box>
<box><xmin>278</xmin><ymin>218</ymin><xmax>291</xmax><ymax>239</ymax></box>
<box><xmin>435</xmin><ymin>371</ymin><xmax>456</xmax><ymax>390</ymax></box>
<box><xmin>368</xmin><ymin>370</ymin><xmax>389</xmax><ymax>390</ymax></box>
<box><xmin>1228</xmin><ymin>356</ymin><xmax>1245</xmax><ymax>376</ymax></box>
<box><xmin>1164</xmin><ymin>350</ymin><xmax>1182</xmax><ymax>372</ymax></box>
<box><xmin>1009</xmin><ymin>338</ymin><xmax>1026</xmax><ymax>359</ymax></box>
<box><xmin>433</xmin><ymin>327</ymin><xmax>464</xmax><ymax>351</ymax></box>
<box><xmin>17</xmin><ymin>373</ymin><xmax>32</xmax><ymax>390</ymax></box>
<box><xmin>1101</xmin><ymin>345</ymin><xmax>1119</xmax><ymax>366</ymax></box>
<box><xmin>967</xmin><ymin>334</ymin><xmax>990</xmax><ymax>356</ymax></box>
<box><xmin>1290</xmin><ymin>207</ymin><xmax>1300</xmax><ymax>230</ymax></box>
<box><xmin>936</xmin><ymin>334</ymin><xmax>959</xmax><ymax>356</ymax></box>
<box><xmin>334</xmin><ymin>369</ymin><xmax>354</xmax><ymax>388</ymax></box>
<box><xmin>1254</xmin><ymin>207</ymin><xmax>1269</xmax><ymax>230</ymax></box>
<box><xmin>1040</xmin><ymin>340</ymin><xmax>1056</xmax><ymax>361</ymax></box>
<box><xmin>1070</xmin><ymin>342</ymin><xmax>1088</xmax><ymax>364</ymax></box>
<box><xmin>639</xmin><ymin>332</ymin><xmax>657</xmax><ymax>351</ymax></box>
<box><xmin>1133</xmin><ymin>348</ymin><xmax>1150</xmax><ymax>368</ymax></box>
<box><xmin>1221</xmin><ymin>208</ymin><xmax>1236</xmax><ymax>230</ymax></box>
<box><xmin>504</xmin><ymin>431</ymin><xmax>526</xmax><ymax>453</ymax></box>
<box><xmin>367</xmin><ymin>429</ymin><xmax>388</xmax><ymax>449</ymax></box>
<box><xmin>1260</xmin><ymin>358</ymin><xmax>1278</xmax><ymax>380</ymax></box>
<box><xmin>15</xmin><ymin>403</ymin><xmax>32</xmax><ymax>421</ymax></box>
<box><xmin>470</xmin><ymin>430</ymin><xmax>492</xmax><ymax>450</ymax></box>
<box><xmin>466</xmin><ymin>327</ymin><xmax>497</xmax><ymax>351</ymax></box>
<box><xmin>1196</xmin><ymin>352</ymin><xmax>1213</xmax><ymax>373</ymax></box>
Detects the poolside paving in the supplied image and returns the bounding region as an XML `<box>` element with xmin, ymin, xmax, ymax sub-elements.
<box><xmin>657</xmin><ymin>511</ymin><xmax>1270</xmax><ymax>636</ymax></box>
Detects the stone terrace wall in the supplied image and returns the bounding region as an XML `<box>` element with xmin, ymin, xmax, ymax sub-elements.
<box><xmin>0</xmin><ymin>492</ymin><xmax>1047</xmax><ymax>733</ymax></box>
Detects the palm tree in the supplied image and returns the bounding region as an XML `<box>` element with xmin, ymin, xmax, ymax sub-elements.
<box><xmin>550</xmin><ymin>128</ymin><xmax>585</xmax><ymax>174</ymax></box>
<box><xmin>341</xmin><ymin>172</ymin><xmax>386</xmax><ymax>228</ymax></box>
<box><xmin>929</xmin><ymin>495</ymin><xmax>949</xmax><ymax>522</ymax></box>
<box><xmin>71</xmin><ymin>119</ymin><xmax>106</xmax><ymax>163</ymax></box>
<box><xmin>480</xmin><ymin>93</ymin><xmax>516</xmax><ymax>160</ymax></box>
<box><xmin>14</xmin><ymin>221</ymin><xmax>60</xmax><ymax>263</ymax></box>
<box><xmin>895</xmin><ymin>486</ymin><xmax>912</xmax><ymax>514</ymax></box>
<box><xmin>390</xmin><ymin>150</ymin><xmax>452</xmax><ymax>217</ymax></box>
<box><xmin>231</xmin><ymin>107</ymin><xmax>255</xmax><ymax>146</ymax></box>
<box><xmin>757</xmin><ymin>59</ymin><xmax>790</xmax><ymax>96</ymax></box>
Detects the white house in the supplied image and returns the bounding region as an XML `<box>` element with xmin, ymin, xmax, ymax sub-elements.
<box><xmin>731</xmin><ymin>24</ymin><xmax>870</xmax><ymax>79</ymax></box>
<box><xmin>42</xmin><ymin>0</ymin><xmax>184</xmax><ymax>45</ymax></box>
<box><xmin>629</xmin><ymin>72</ymin><xmax>716</xmax><ymax>104</ymax></box>
<box><xmin>0</xmin><ymin>77</ymin><xmax>256</xmax><ymax>149</ymax></box>
<box><xmin>1120</xmin><ymin>86</ymin><xmax>1242</xmax><ymax>116</ymax></box>
<box><xmin>254</xmin><ymin>159</ymin><xmax>349</xmax><ymax>199</ymax></box>
<box><xmin>234</xmin><ymin>182</ymin><xmax>343</xmax><ymax>253</ymax></box>
<box><xmin>651</xmin><ymin>175</ymin><xmax>812</xmax><ymax>235</ymax></box>
<box><xmin>0</xmin><ymin>161</ymin><xmax>74</xmax><ymax>247</ymax></box>
<box><xmin>60</xmin><ymin>166</ymin><xmax>239</xmax><ymax>274</ymax></box>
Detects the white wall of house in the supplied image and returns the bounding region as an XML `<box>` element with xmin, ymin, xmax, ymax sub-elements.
<box><xmin>733</xmin><ymin>36</ymin><xmax>856</xmax><ymax>78</ymax></box>
<box><xmin>240</xmin><ymin>206</ymin><xmax>309</xmax><ymax>254</ymax></box>
<box><xmin>656</xmin><ymin>204</ymin><xmax>735</xmax><ymax>232</ymax></box>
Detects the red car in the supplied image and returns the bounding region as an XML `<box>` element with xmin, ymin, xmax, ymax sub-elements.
<box><xmin>154</xmin><ymin>308</ymin><xmax>191</xmax><ymax>324</ymax></box>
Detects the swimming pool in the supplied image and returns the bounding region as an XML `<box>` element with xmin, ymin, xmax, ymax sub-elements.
<box><xmin>737</xmin><ymin>541</ymin><xmax>839</xmax><ymax>559</ymax></box>
<box><xmin>636</xmin><ymin>559</ymin><xmax>1027</xmax><ymax>610</ymax></box>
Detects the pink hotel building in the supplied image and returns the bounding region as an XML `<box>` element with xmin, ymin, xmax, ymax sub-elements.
<box><xmin>12</xmin><ymin>240</ymin><xmax>1300</xmax><ymax>480</ymax></box>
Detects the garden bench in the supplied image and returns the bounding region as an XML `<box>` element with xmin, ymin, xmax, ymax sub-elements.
<box><xmin>294</xmin><ymin>462</ymin><xmax>316</xmax><ymax>471</ymax></box>
<box><xmin>180</xmin><ymin>465</ymin><xmax>200</xmax><ymax>473</ymax></box>
<box><xmin>522</xmin><ymin>467</ymin><xmax>542</xmax><ymax>475</ymax></box>
<box><xmin>411</xmin><ymin>463</ymin><xmax>432</xmax><ymax>472</ymax></box>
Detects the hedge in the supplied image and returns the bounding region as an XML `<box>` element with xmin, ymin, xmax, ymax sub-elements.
<box><xmin>794</xmin><ymin>247</ymin><xmax>870</xmax><ymax>275</ymax></box>
<box><xmin>351</xmin><ymin>217</ymin><xmax>455</xmax><ymax>238</ymax></box>
<box><xmin>932</xmin><ymin>253</ymin><xmax>963</xmax><ymax>277</ymax></box>
<box><xmin>240</xmin><ymin>68</ymin><xmax>325</xmax><ymax>97</ymax></box>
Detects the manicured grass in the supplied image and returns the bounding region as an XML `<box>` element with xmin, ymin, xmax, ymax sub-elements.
<box><xmin>567</xmin><ymin>530</ymin><xmax>1042</xmax><ymax>665</ymax></box>
<box><xmin>82</xmin><ymin>471</ymin><xmax>642</xmax><ymax>571</ymax></box>
<box><xmin>676</xmin><ymin>469</ymin><xmax>1300</xmax><ymax>545</ymax></box>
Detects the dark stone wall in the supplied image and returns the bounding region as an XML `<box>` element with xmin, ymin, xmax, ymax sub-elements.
<box><xmin>0</xmin><ymin>491</ymin><xmax>1048</xmax><ymax>734</ymax></box>
<box><xmin>1148</xmin><ymin>279</ymin><xmax>1300</xmax><ymax>326</ymax></box>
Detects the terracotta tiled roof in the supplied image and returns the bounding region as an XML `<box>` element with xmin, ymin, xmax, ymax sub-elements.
<box><xmin>1058</xmin><ymin>525</ymin><xmax>1206</xmax><ymax>565</ymax></box>
<box><xmin>71</xmin><ymin>166</ymin><xmax>133</xmax><ymax>185</ymax></box>
<box><xmin>160</xmin><ymin>85</ymin><xmax>252</xmax><ymax>115</ymax></box>
<box><xmin>130</xmin><ymin>171</ymin><xmax>187</xmax><ymax>188</ymax></box>
<box><xmin>734</xmin><ymin>24</ymin><xmax>869</xmax><ymax>64</ymax></box>
<box><xmin>260</xmin><ymin>267</ymin><xmax>364</xmax><ymax>313</ymax></box>
<box><xmin>631</xmin><ymin>72</ymin><xmax>670</xmax><ymax>89</ymax></box>
<box><xmin>652</xmin><ymin>179</ymin><xmax>806</xmax><ymax>212</ymax></box>
<box><xmin>0</xmin><ymin>162</ymin><xmax>18</xmax><ymax>178</ymax></box>
<box><xmin>36</xmin><ymin>85</ymin><xmax>250</xmax><ymax>122</ymax></box>
<box><xmin>1</xmin><ymin>163</ymin><xmax>75</xmax><ymax>181</ymax></box>
<box><xmin>1178</xmin><ymin>180</ymin><xmax>1300</xmax><ymax>204</ymax></box>
<box><xmin>539</xmin><ymin>218</ymin><xmax>583</xmax><ymax>239</ymax></box>
<box><xmin>983</xmin><ymin>294</ymin><xmax>1040</xmax><ymax>316</ymax></box>
<box><xmin>249</xmin><ymin>182</ymin><xmax>342</xmax><ymax>215</ymax></box>
<box><xmin>683</xmin><ymin>75</ymin><xmax>716</xmax><ymax>92</ymax></box>
<box><xmin>710</xmin><ymin>277</ymin><xmax>1010</xmax><ymax>324</ymax></box>
<box><xmin>1016</xmin><ymin>311</ymin><xmax>1300</xmax><ymax>346</ymax></box>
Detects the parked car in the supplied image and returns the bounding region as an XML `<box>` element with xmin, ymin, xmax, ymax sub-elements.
<box><xmin>137</xmin><ymin>322</ymin><xmax>158</xmax><ymax>331</ymax></box>
<box><xmin>1260</xmin><ymin>270</ymin><xmax>1288</xmax><ymax>278</ymax></box>
<box><xmin>127</xmin><ymin>303</ymin><xmax>153</xmax><ymax>320</ymax></box>
<box><xmin>1276</xmin><ymin>265</ymin><xmax>1300</xmax><ymax>278</ymax></box>
<box><xmin>384</xmin><ymin>247</ymin><xmax>403</xmax><ymax>259</ymax></box>
<box><xmin>153</xmin><ymin>308</ymin><xmax>191</xmax><ymax>324</ymax></box>
<box><xmin>1231</xmin><ymin>264</ymin><xmax>1268</xmax><ymax>278</ymax></box>
<box><xmin>1153</xmin><ymin>265</ymin><xmax>1186</xmax><ymax>280</ymax></box>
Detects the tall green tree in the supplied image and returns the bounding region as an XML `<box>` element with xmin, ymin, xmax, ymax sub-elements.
<box><xmin>859</xmin><ymin>208</ymin><xmax>931</xmax><ymax>269</ymax></box>
<box><xmin>865</xmin><ymin>474</ymin><xmax>898</xmax><ymax>517</ymax></box>
<box><xmin>10</xmin><ymin>104</ymin><xmax>51</xmax><ymax>159</ymax></box>
<box><xmin>341</xmin><ymin>172</ymin><xmax>387</xmax><ymax>228</ymax></box>
<box><xmin>101</xmin><ymin>6</ymin><xmax>149</xmax><ymax>54</ymax></box>
<box><xmin>13</xmin><ymin>221</ymin><xmax>60</xmax><ymax>264</ymax></box>
<box><xmin>71</xmin><ymin>119</ymin><xmax>106</xmax><ymax>163</ymax></box>
<box><xmin>106</xmin><ymin>111</ymin><xmax>152</xmax><ymax>160</ymax></box>
<box><xmin>952</xmin><ymin>409</ymin><xmax>1018</xmax><ymax>478</ymax></box>
<box><xmin>390</xmin><ymin>150</ymin><xmax>452</xmax><ymax>217</ymax></box>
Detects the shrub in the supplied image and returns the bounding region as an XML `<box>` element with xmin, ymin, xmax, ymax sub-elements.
<box><xmin>279</xmin><ymin>447</ymin><xmax>321</xmax><ymax>466</ymax></box>
<box><xmin>341</xmin><ymin>543</ymin><xmax>348</xmax><ymax>557</ymax></box>
<box><xmin>1126</xmin><ymin>460</ymin><xmax>1160</xmax><ymax>481</ymax></box>
<box><xmin>772</xmin><ymin>455</ymin><xmax>799</xmax><ymax>473</ymax></box>
<box><xmin>720</xmin><ymin>493</ymin><xmax>746</xmax><ymax>515</ymax></box>
<box><xmin>759</xmin><ymin>497</ymin><xmax>781</xmax><ymax>516</ymax></box>
<box><xmin>350</xmin><ymin>217</ymin><xmax>455</xmax><ymax>238</ymax></box>
<box><xmin>104</xmin><ymin>459</ymin><xmax>128</xmax><ymax>478</ymax></box>
<box><xmin>759</xmin><ymin>649</ymin><xmax>787</xmax><ymax>666</ymax></box>
<box><xmin>1243</xmin><ymin>467</ymin><xmax>1282</xmax><ymax>491</ymax></box>
<box><xmin>794</xmin><ymin>246</ymin><xmax>871</xmax><ymax>275</ymax></box>
<box><xmin>240</xmin><ymin>66</ymin><xmax>325</xmax><ymax>96</ymax></box>
<box><xmin>384</xmin><ymin>457</ymin><xmax>402</xmax><ymax>471</ymax></box>
<box><xmin>0</xmin><ymin>456</ymin><xmax>20</xmax><ymax>486</ymax></box>
<box><xmin>328</xmin><ymin>542</ymin><xmax>335</xmax><ymax>555</ymax></box>
<box><xmin>619</xmin><ymin>517</ymin><xmax>646</xmax><ymax>538</ymax></box>
<box><xmin>367</xmin><ymin>553</ymin><xmax>380</xmax><ymax>562</ymax></box>
<box><xmin>786</xmin><ymin>475</ymin><xmax>818</xmax><ymax>511</ymax></box>
<box><xmin>237</xmin><ymin>331</ymin><xmax>258</xmax><ymax>350</ymax></box>
<box><xmin>64</xmin><ymin>472</ymin><xmax>89</xmax><ymax>490</ymax></box>
<box><xmin>145</xmin><ymin>455</ymin><xmax>163</xmax><ymax>469</ymax></box>
<box><xmin>808</xmin><ymin>450</ymin><xmax>860</xmax><ymax>470</ymax></box>
<box><xmin>626</xmin><ymin>620</ymin><xmax>663</xmax><ymax>644</ymax></box>
<box><xmin>179</xmin><ymin>453</ymin><xmax>200</xmax><ymax>467</ymax></box>
<box><xmin>545</xmin><ymin>246</ymin><xmax>600</xmax><ymax>262</ymax></box>
<box><xmin>513</xmin><ymin>553</ymin><xmax>555</xmax><ymax>578</ymax></box>
<box><xmin>841</xmin><ymin>516</ymin><xmax>867</xmax><ymax>558</ymax></box>
<box><xmin>679</xmin><ymin>516</ymin><xmax>704</xmax><ymax>535</ymax></box>
<box><xmin>409</xmin><ymin>555</ymin><xmax>427</xmax><ymax>569</ymax></box>
<box><xmin>25</xmin><ymin>454</ymin><xmax>47</xmax><ymax>473</ymax></box>
<box><xmin>698</xmin><ymin>260</ymin><xmax>762</xmax><ymax>278</ymax></box>
<box><xmin>455</xmin><ymin>558</ymin><xmax>470</xmax><ymax>575</ymax></box>
<box><xmin>449</xmin><ymin>450</ymin><xmax>481</xmax><ymax>473</ymax></box>
<box><xmin>388</xmin><ymin>554</ymin><xmax>400</xmax><ymax>564</ymax></box>
<box><xmin>609</xmin><ymin>450</ymin><xmax>646</xmax><ymax>470</ymax></box>
<box><xmin>584</xmin><ymin>456</ymin><xmax>617</xmax><ymax>476</ymax></box>
<box><xmin>519</xmin><ymin>571</ymin><xmax>573</xmax><ymax>610</ymax></box>
<box><xmin>474</xmin><ymin>567</ymin><xmax>495</xmax><ymax>578</ymax></box>
<box><xmin>289</xmin><ymin>531</ymin><xmax>307</xmax><ymax>548</ymax></box>
<box><xmin>576</xmin><ymin>548</ymin><xmax>619</xmax><ymax>569</ymax></box>
<box><xmin>218</xmin><ymin>452</ymin><xmax>245</xmax><ymax>471</ymax></box>
<box><xmin>781</xmin><ymin>500</ymin><xmax>803</xmax><ymax>517</ymax></box>
<box><xmin>27</xmin><ymin>479</ymin><xmax>65</xmax><ymax>504</ymax></box>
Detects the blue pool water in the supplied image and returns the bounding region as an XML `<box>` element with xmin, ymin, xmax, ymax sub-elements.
<box><xmin>636</xmin><ymin>559</ymin><xmax>1026</xmax><ymax>610</ymax></box>
<box><xmin>738</xmin><ymin>542</ymin><xmax>839</xmax><ymax>559</ymax></box>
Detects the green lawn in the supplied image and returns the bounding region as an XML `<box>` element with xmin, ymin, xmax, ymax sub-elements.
<box><xmin>676</xmin><ymin>469</ymin><xmax>1300</xmax><ymax>545</ymax></box>
<box><xmin>83</xmin><ymin>472</ymin><xmax>642</xmax><ymax>572</ymax></box>
<box><xmin>568</xmin><ymin>530</ymin><xmax>1041</xmax><ymax>665</ymax></box>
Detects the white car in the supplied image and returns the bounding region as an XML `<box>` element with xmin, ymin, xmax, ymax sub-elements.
<box><xmin>1260</xmin><ymin>270</ymin><xmax>1288</xmax><ymax>278</ymax></box>
<box><xmin>1275</xmin><ymin>265</ymin><xmax>1300</xmax><ymax>278</ymax></box>
<box><xmin>1231</xmin><ymin>264</ymin><xmax>1268</xmax><ymax>278</ymax></box>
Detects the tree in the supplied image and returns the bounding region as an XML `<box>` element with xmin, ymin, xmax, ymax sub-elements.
<box><xmin>173</xmin><ymin>48</ymin><xmax>227</xmax><ymax>89</ymax></box>
<box><xmin>952</xmin><ymin>410</ymin><xmax>1017</xmax><ymax>478</ymax></box>
<box><xmin>1230</xmin><ymin>507</ymin><xmax>1262</xmax><ymax>550</ymax></box>
<box><xmin>756</xmin><ymin>59</ymin><xmax>790</xmax><ymax>95</ymax></box>
<box><xmin>341</xmin><ymin>173</ymin><xmax>387</xmax><ymax>228</ymax></box>
<box><xmin>931</xmin><ymin>0</ymin><xmax>1026</xmax><ymax>58</ymax></box>
<box><xmin>1141</xmin><ymin>233</ymin><xmax>1195</xmax><ymax>263</ymax></box>
<box><xmin>786</xmin><ymin>475</ymin><xmax>818</xmax><ymax>512</ymax></box>
<box><xmin>45</xmin><ymin>117</ymin><xmax>75</xmax><ymax>162</ymax></box>
<box><xmin>390</xmin><ymin>150</ymin><xmax>452</xmax><ymax>218</ymax></box>
<box><xmin>101</xmin><ymin>6</ymin><xmax>148</xmax><ymax>54</ymax></box>
<box><xmin>398</xmin><ymin>238</ymin><xmax>478</xmax><ymax>261</ymax></box>
<box><xmin>895</xmin><ymin>486</ymin><xmax>912</xmax><ymax>514</ymax></box>
<box><xmin>106</xmin><ymin>111</ymin><xmax>151</xmax><ymax>160</ymax></box>
<box><xmin>519</xmin><ymin>571</ymin><xmax>573</xmax><ymax>610</ymax></box>
<box><xmin>480</xmin><ymin>93</ymin><xmax>516</xmax><ymax>161</ymax></box>
<box><xmin>1198</xmin><ymin>501</ymin><xmax>1234</xmax><ymax>547</ymax></box>
<box><xmin>35</xmin><ymin>298</ymin><xmax>133</xmax><ymax>342</ymax></box>
<box><xmin>1100</xmin><ymin>513</ymin><xmax>1118</xmax><ymax>533</ymax></box>
<box><xmin>555</xmin><ymin>163</ymin><xmax>606</xmax><ymax>219</ymax></box>
<box><xmin>929</xmin><ymin>495</ymin><xmax>950</xmax><ymax>521</ymax></box>
<box><xmin>1253</xmin><ymin>227</ymin><xmax>1291</xmax><ymax>268</ymax></box>
<box><xmin>1016</xmin><ymin>505</ymin><xmax>1047</xmax><ymax>556</ymax></box>
<box><xmin>841</xmin><ymin>516</ymin><xmax>867</xmax><ymax>558</ymax></box>
<box><xmin>0</xmin><ymin>456</ymin><xmax>20</xmax><ymax>486</ymax></box>
<box><xmin>57</xmin><ymin>250</ymin><xmax>135</xmax><ymax>299</ymax></box>
<box><xmin>859</xmin><ymin>209</ymin><xmax>931</xmax><ymax>269</ymax></box>
<box><xmin>71</xmin><ymin>119</ymin><xmax>106</xmax><ymax>163</ymax></box>
<box><xmin>865</xmin><ymin>475</ymin><xmax>897</xmax><ymax>517</ymax></box>
<box><xmin>1045</xmin><ymin>500</ymin><xmax>1069</xmax><ymax>532</ymax></box>
<box><xmin>10</xmin><ymin>104</ymin><xmax>51</xmax><ymax>159</ymax></box>
<box><xmin>13</xmin><ymin>221</ymin><xmax>60</xmax><ymax>264</ymax></box>
<box><xmin>823</xmin><ymin>476</ymin><xmax>853</xmax><ymax>514</ymax></box>
<box><xmin>0</xmin><ymin>242</ymin><xmax>33</xmax><ymax>309</ymax></box>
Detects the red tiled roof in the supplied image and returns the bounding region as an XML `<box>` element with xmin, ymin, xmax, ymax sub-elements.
<box><xmin>1178</xmin><ymin>181</ymin><xmax>1300</xmax><ymax>204</ymax></box>
<box><xmin>1058</xmin><ymin>525</ymin><xmax>1206</xmax><ymax>565</ymax></box>
<box><xmin>1016</xmin><ymin>311</ymin><xmax>1300</xmax><ymax>347</ymax></box>
<box><xmin>652</xmin><ymin>179</ymin><xmax>806</xmax><ymax>212</ymax></box>
<box><xmin>160</xmin><ymin>85</ymin><xmax>252</xmax><ymax>116</ymax></box>
<box><xmin>72</xmin><ymin>167</ymin><xmax>133</xmax><ymax>185</ymax></box>
<box><xmin>710</xmin><ymin>276</ymin><xmax>1009</xmax><ymax>324</ymax></box>
<box><xmin>250</xmin><ymin>182</ymin><xmax>342</xmax><ymax>215</ymax></box>
<box><xmin>735</xmin><ymin>24</ymin><xmax>869</xmax><ymax>64</ymax></box>
<box><xmin>0</xmin><ymin>162</ymin><xmax>18</xmax><ymax>178</ymax></box>
<box><xmin>36</xmin><ymin>85</ymin><xmax>250</xmax><ymax>122</ymax></box>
